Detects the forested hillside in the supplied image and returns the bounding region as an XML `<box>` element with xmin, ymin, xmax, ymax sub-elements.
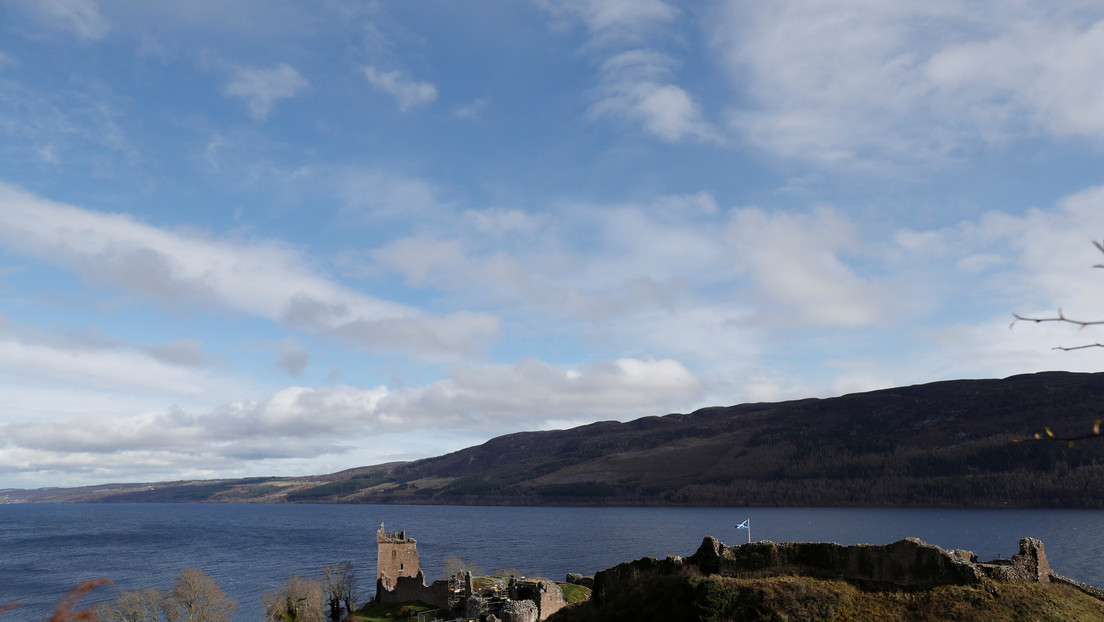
<box><xmin>8</xmin><ymin>371</ymin><xmax>1104</xmax><ymax>507</ymax></box>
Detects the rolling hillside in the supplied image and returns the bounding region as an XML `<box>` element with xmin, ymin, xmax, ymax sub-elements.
<box><xmin>6</xmin><ymin>371</ymin><xmax>1104</xmax><ymax>507</ymax></box>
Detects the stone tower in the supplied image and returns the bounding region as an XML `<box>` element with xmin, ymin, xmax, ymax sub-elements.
<box><xmin>376</xmin><ymin>523</ymin><xmax>421</xmax><ymax>592</ymax></box>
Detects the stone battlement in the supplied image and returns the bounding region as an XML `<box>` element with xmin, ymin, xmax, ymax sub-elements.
<box><xmin>376</xmin><ymin>523</ymin><xmax>415</xmax><ymax>544</ymax></box>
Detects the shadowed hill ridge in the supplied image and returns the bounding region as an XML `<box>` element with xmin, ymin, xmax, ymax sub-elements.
<box><xmin>8</xmin><ymin>371</ymin><xmax>1104</xmax><ymax>507</ymax></box>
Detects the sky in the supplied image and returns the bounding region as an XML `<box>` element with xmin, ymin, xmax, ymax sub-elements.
<box><xmin>4</xmin><ymin>1</ymin><xmax>1104</xmax><ymax>489</ymax></box>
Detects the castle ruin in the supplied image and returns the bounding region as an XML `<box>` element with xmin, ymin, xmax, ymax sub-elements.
<box><xmin>374</xmin><ymin>525</ymin><xmax>566</xmax><ymax>622</ymax></box>
<box><xmin>376</xmin><ymin>523</ymin><xmax>422</xmax><ymax>592</ymax></box>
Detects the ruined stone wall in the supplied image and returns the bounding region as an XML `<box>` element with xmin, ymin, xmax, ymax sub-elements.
<box><xmin>976</xmin><ymin>538</ymin><xmax>1051</xmax><ymax>583</ymax></box>
<box><xmin>703</xmin><ymin>537</ymin><xmax>985</xmax><ymax>589</ymax></box>
<box><xmin>375</xmin><ymin>572</ymin><xmax>452</xmax><ymax>609</ymax></box>
<box><xmin>510</xmin><ymin>579</ymin><xmax>566</xmax><ymax>620</ymax></box>
<box><xmin>376</xmin><ymin>524</ymin><xmax>421</xmax><ymax>592</ymax></box>
<box><xmin>596</xmin><ymin>536</ymin><xmax>1057</xmax><ymax>605</ymax></box>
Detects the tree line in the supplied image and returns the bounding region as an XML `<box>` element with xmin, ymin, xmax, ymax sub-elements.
<box><xmin>2</xmin><ymin>562</ymin><xmax>359</xmax><ymax>622</ymax></box>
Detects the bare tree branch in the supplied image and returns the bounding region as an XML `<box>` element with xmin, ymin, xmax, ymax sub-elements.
<box><xmin>1011</xmin><ymin>309</ymin><xmax>1104</xmax><ymax>329</ymax></box>
<box><xmin>1013</xmin><ymin>421</ymin><xmax>1103</xmax><ymax>446</ymax></box>
<box><xmin>1010</xmin><ymin>241</ymin><xmax>1104</xmax><ymax>444</ymax></box>
<box><xmin>49</xmin><ymin>579</ymin><xmax>113</xmax><ymax>622</ymax></box>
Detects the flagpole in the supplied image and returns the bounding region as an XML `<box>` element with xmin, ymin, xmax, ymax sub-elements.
<box><xmin>736</xmin><ymin>519</ymin><xmax>750</xmax><ymax>544</ymax></box>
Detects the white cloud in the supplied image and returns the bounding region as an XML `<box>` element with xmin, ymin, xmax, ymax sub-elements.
<box><xmin>651</xmin><ymin>191</ymin><xmax>719</xmax><ymax>215</ymax></box>
<box><xmin>591</xmin><ymin>49</ymin><xmax>719</xmax><ymax>143</ymax></box>
<box><xmin>33</xmin><ymin>0</ymin><xmax>109</xmax><ymax>41</ymax></box>
<box><xmin>536</xmin><ymin>0</ymin><xmax>678</xmax><ymax>39</ymax></box>
<box><xmin>225</xmin><ymin>63</ymin><xmax>309</xmax><ymax>120</ymax></box>
<box><xmin>395</xmin><ymin>357</ymin><xmax>704</xmax><ymax>426</ymax></box>
<box><xmin>926</xmin><ymin>18</ymin><xmax>1104</xmax><ymax>137</ymax></box>
<box><xmin>276</xmin><ymin>337</ymin><xmax>309</xmax><ymax>377</ymax></box>
<box><xmin>714</xmin><ymin>1</ymin><xmax>1104</xmax><ymax>165</ymax></box>
<box><xmin>727</xmin><ymin>207</ymin><xmax>893</xmax><ymax>327</ymax></box>
<box><xmin>0</xmin><ymin>183</ymin><xmax>498</xmax><ymax>358</ymax></box>
<box><xmin>466</xmin><ymin>207</ymin><xmax>545</xmax><ymax>235</ymax></box>
<box><xmin>0</xmin><ymin>357</ymin><xmax>704</xmax><ymax>480</ymax></box>
<box><xmin>0</xmin><ymin>333</ymin><xmax>236</xmax><ymax>402</ymax></box>
<box><xmin>452</xmin><ymin>98</ymin><xmax>489</xmax><ymax>119</ymax></box>
<box><xmin>141</xmin><ymin>339</ymin><xmax>207</xmax><ymax>368</ymax></box>
<box><xmin>363</xmin><ymin>66</ymin><xmax>437</xmax><ymax>111</ymax></box>
<box><xmin>337</xmin><ymin>169</ymin><xmax>442</xmax><ymax>218</ymax></box>
<box><xmin>371</xmin><ymin>237</ymin><xmax>466</xmax><ymax>287</ymax></box>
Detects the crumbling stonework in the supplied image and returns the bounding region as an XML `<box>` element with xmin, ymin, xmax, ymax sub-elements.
<box><xmin>975</xmin><ymin>538</ymin><xmax>1051</xmax><ymax>583</ymax></box>
<box><xmin>374</xmin><ymin>527</ymin><xmax>567</xmax><ymax>620</ymax></box>
<box><xmin>595</xmin><ymin>535</ymin><xmax>1071</xmax><ymax>605</ymax></box>
<box><xmin>376</xmin><ymin>572</ymin><xmax>452</xmax><ymax>609</ymax></box>
<box><xmin>498</xmin><ymin>599</ymin><xmax>538</xmax><ymax>622</ymax></box>
<box><xmin>510</xmin><ymin>579</ymin><xmax>566</xmax><ymax>620</ymax></box>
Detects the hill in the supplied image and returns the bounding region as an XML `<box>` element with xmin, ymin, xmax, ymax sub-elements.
<box><xmin>6</xmin><ymin>371</ymin><xmax>1104</xmax><ymax>507</ymax></box>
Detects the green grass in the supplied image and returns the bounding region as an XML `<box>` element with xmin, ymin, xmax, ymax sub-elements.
<box><xmin>557</xmin><ymin>583</ymin><xmax>591</xmax><ymax>605</ymax></box>
<box><xmin>547</xmin><ymin>574</ymin><xmax>1104</xmax><ymax>622</ymax></box>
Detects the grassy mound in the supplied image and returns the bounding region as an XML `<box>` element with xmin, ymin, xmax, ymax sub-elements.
<box><xmin>547</xmin><ymin>573</ymin><xmax>1104</xmax><ymax>622</ymax></box>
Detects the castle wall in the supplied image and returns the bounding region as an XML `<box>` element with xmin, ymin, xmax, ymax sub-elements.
<box><xmin>510</xmin><ymin>579</ymin><xmax>566</xmax><ymax>620</ymax></box>
<box><xmin>595</xmin><ymin>536</ymin><xmax>1057</xmax><ymax>605</ymax></box>
<box><xmin>375</xmin><ymin>572</ymin><xmax>451</xmax><ymax>609</ymax></box>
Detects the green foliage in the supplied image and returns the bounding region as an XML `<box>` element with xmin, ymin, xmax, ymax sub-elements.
<box><xmin>534</xmin><ymin>482</ymin><xmax>615</xmax><ymax>498</ymax></box>
<box><xmin>441</xmin><ymin>476</ymin><xmax>494</xmax><ymax>495</ymax></box>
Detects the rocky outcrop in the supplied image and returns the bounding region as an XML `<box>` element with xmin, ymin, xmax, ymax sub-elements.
<box><xmin>565</xmin><ymin>573</ymin><xmax>594</xmax><ymax>589</ymax></box>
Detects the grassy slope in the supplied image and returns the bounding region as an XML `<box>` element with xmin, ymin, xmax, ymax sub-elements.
<box><xmin>547</xmin><ymin>573</ymin><xmax>1104</xmax><ymax>622</ymax></box>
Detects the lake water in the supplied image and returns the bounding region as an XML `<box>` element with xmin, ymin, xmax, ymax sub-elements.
<box><xmin>2</xmin><ymin>504</ymin><xmax>1103</xmax><ymax>621</ymax></box>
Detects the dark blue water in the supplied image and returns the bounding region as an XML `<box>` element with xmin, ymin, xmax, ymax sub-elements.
<box><xmin>2</xmin><ymin>504</ymin><xmax>1102</xmax><ymax>621</ymax></box>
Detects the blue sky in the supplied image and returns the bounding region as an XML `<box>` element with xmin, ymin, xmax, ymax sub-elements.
<box><xmin>4</xmin><ymin>0</ymin><xmax>1104</xmax><ymax>488</ymax></box>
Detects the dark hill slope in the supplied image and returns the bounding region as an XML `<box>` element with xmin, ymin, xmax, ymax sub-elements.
<box><xmin>9</xmin><ymin>371</ymin><xmax>1104</xmax><ymax>507</ymax></box>
<box><xmin>287</xmin><ymin>371</ymin><xmax>1104</xmax><ymax>507</ymax></box>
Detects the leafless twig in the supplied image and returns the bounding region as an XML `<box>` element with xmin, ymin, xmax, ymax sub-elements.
<box><xmin>1013</xmin><ymin>420</ymin><xmax>1103</xmax><ymax>447</ymax></box>
<box><xmin>48</xmin><ymin>578</ymin><xmax>112</xmax><ymax>622</ymax></box>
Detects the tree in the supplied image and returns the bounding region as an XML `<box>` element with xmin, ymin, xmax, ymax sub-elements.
<box><xmin>442</xmin><ymin>555</ymin><xmax>484</xmax><ymax>578</ymax></box>
<box><xmin>162</xmin><ymin>568</ymin><xmax>238</xmax><ymax>622</ymax></box>
<box><xmin>319</xmin><ymin>561</ymin><xmax>358</xmax><ymax>621</ymax></box>
<box><xmin>263</xmin><ymin>576</ymin><xmax>324</xmax><ymax>622</ymax></box>
<box><xmin>95</xmin><ymin>588</ymin><xmax>163</xmax><ymax>622</ymax></box>
<box><xmin>493</xmin><ymin>567</ymin><xmax>523</xmax><ymax>579</ymax></box>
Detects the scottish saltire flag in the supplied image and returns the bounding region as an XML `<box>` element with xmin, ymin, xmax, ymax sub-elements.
<box><xmin>736</xmin><ymin>519</ymin><xmax>749</xmax><ymax>530</ymax></box>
